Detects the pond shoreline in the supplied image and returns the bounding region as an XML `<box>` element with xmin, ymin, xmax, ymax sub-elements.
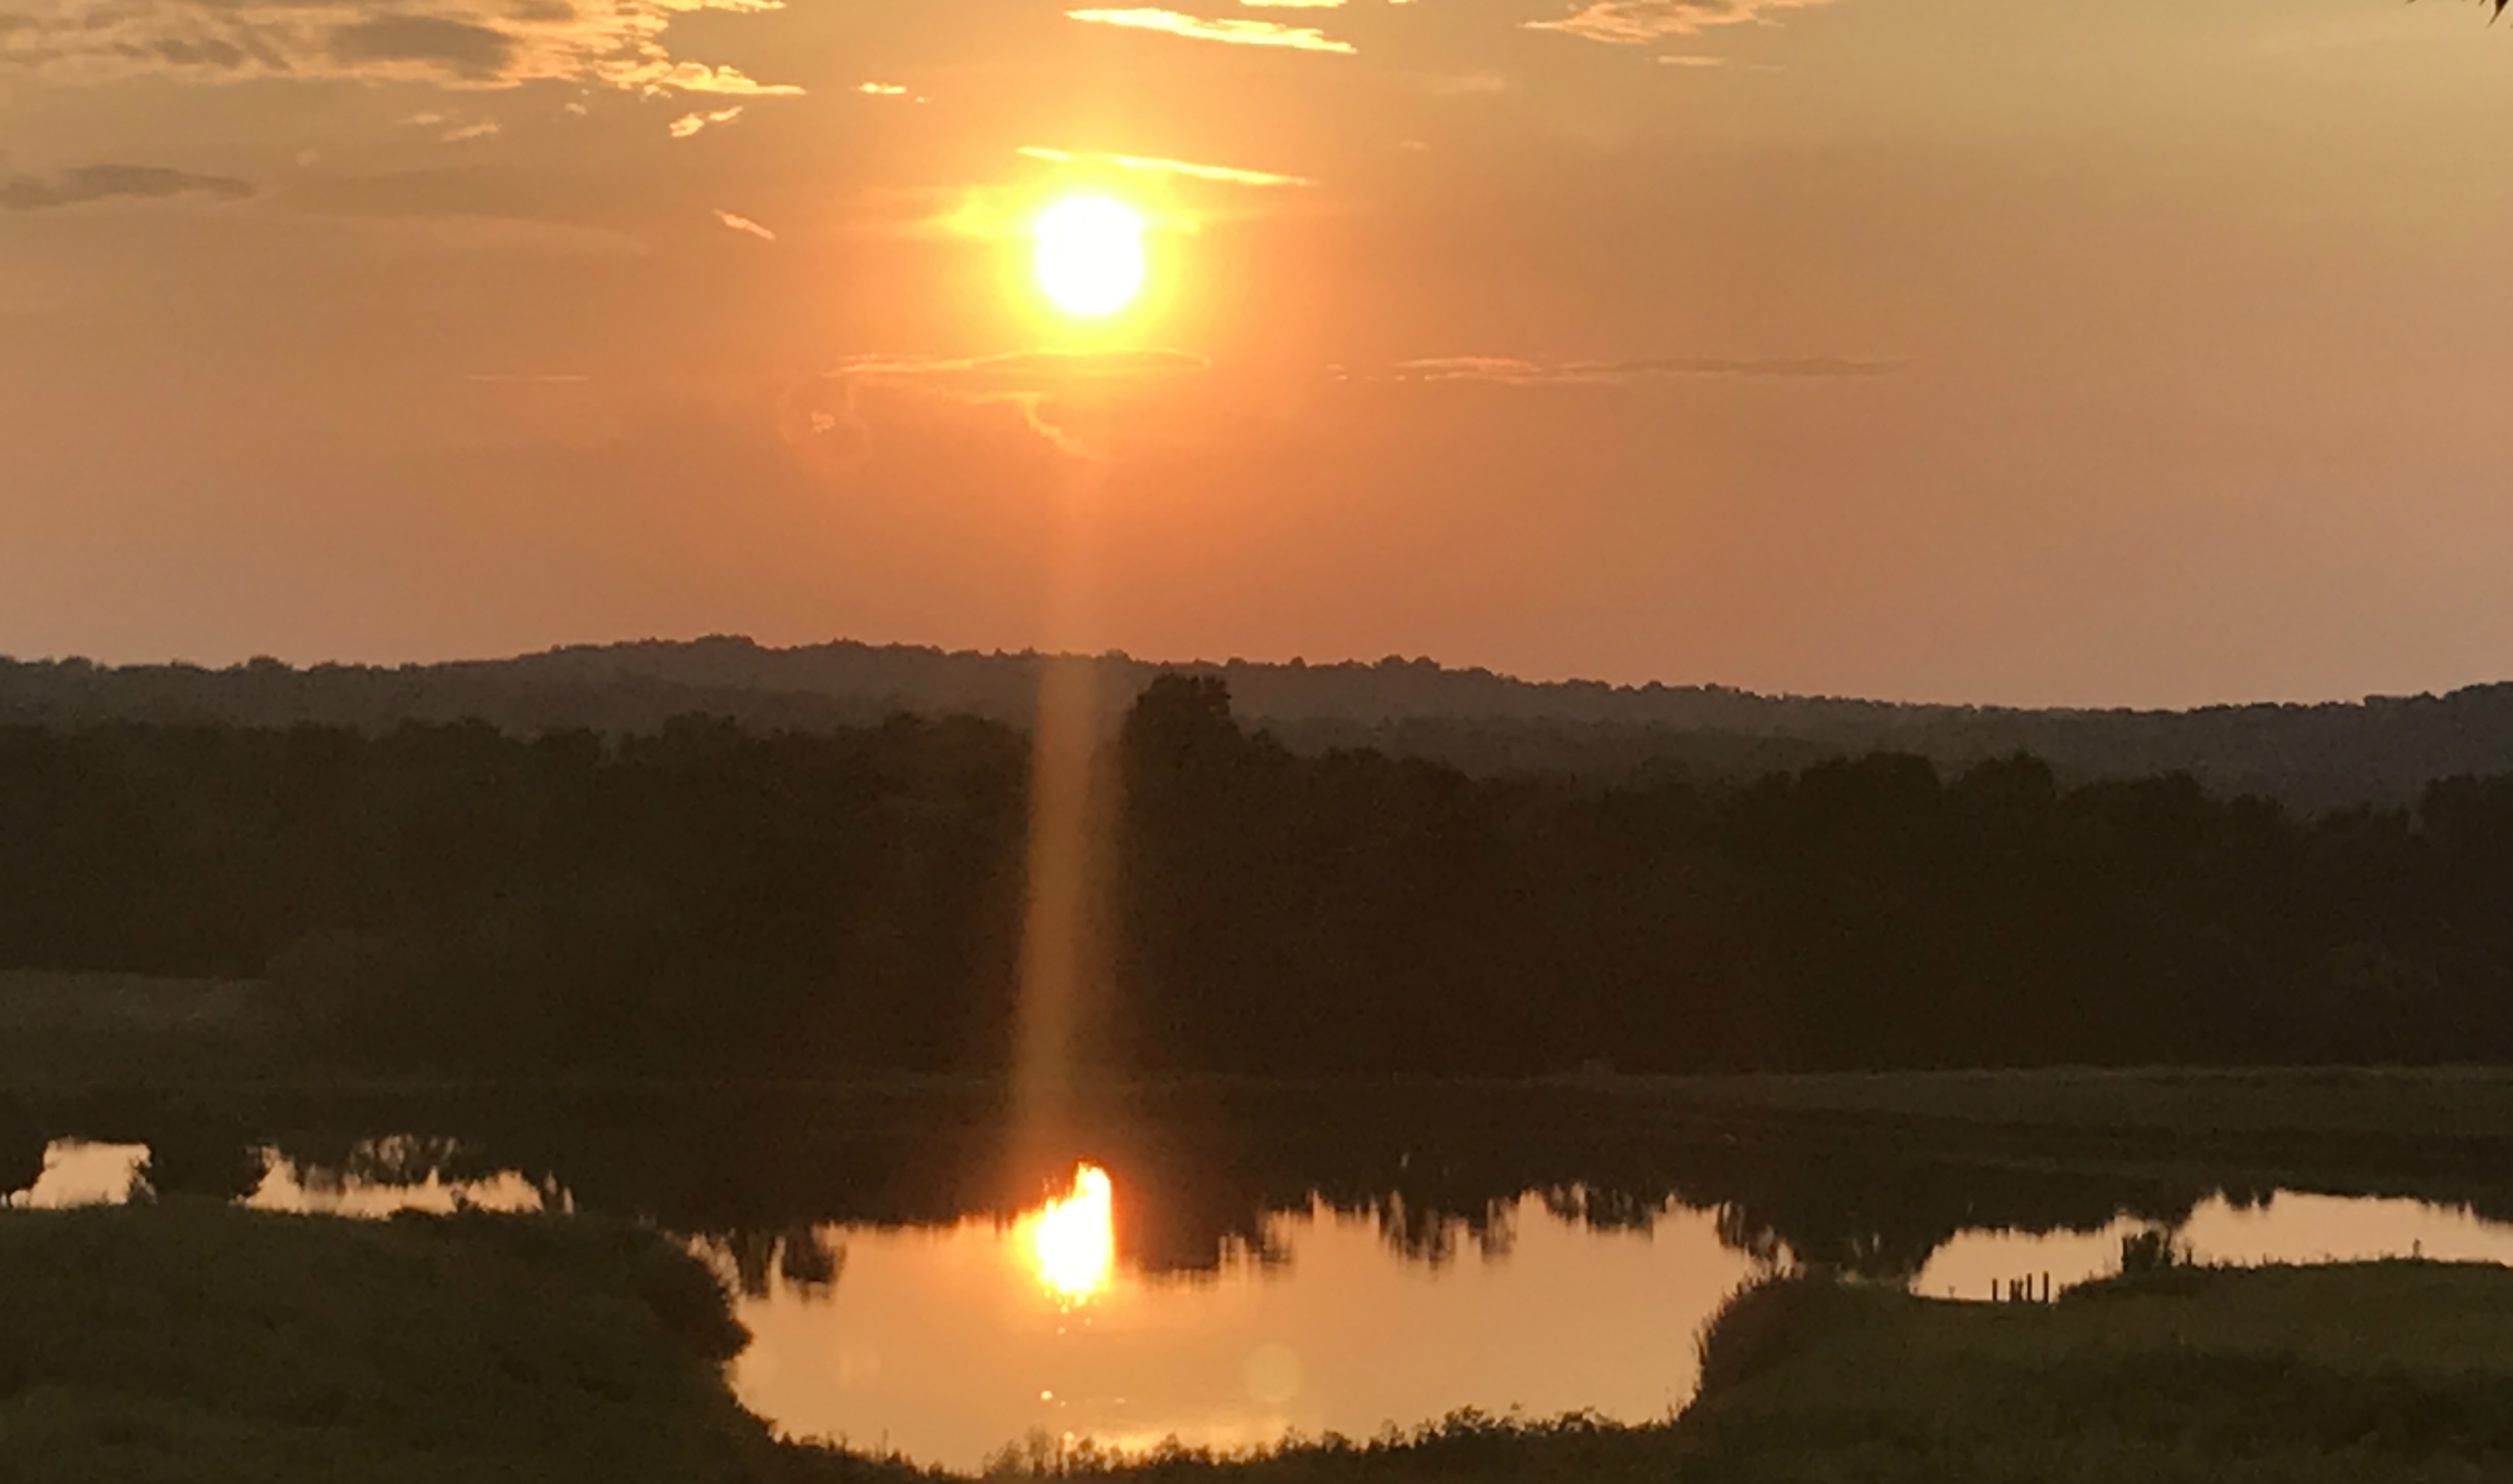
<box><xmin>10</xmin><ymin>1203</ymin><xmax>2508</xmax><ymax>1482</ymax></box>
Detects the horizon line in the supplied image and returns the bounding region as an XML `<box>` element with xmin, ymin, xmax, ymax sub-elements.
<box><xmin>3</xmin><ymin>632</ymin><xmax>2505</xmax><ymax>720</ymax></box>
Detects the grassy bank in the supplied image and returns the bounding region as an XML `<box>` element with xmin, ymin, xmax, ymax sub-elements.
<box><xmin>0</xmin><ymin>1202</ymin><xmax>780</xmax><ymax>1483</ymax></box>
<box><xmin>1656</xmin><ymin>1260</ymin><xmax>2513</xmax><ymax>1483</ymax></box>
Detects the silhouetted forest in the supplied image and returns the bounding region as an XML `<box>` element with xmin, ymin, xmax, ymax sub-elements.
<box><xmin>6</xmin><ymin>678</ymin><xmax>2513</xmax><ymax>1076</ymax></box>
<box><xmin>11</xmin><ymin>636</ymin><xmax>2513</xmax><ymax>807</ymax></box>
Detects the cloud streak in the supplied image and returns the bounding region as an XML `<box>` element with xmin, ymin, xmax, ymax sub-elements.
<box><xmin>825</xmin><ymin>347</ymin><xmax>1210</xmax><ymax>460</ymax></box>
<box><xmin>714</xmin><ymin>208</ymin><xmax>774</xmax><ymax>240</ymax></box>
<box><xmin>1525</xmin><ymin>0</ymin><xmax>1831</xmax><ymax>45</ymax></box>
<box><xmin>1015</xmin><ymin>146</ymin><xmax>1314</xmax><ymax>188</ymax></box>
<box><xmin>829</xmin><ymin>348</ymin><xmax>1211</xmax><ymax>386</ymax></box>
<box><xmin>1</xmin><ymin>0</ymin><xmax>800</xmax><ymax>94</ymax></box>
<box><xmin>1066</xmin><ymin>8</ymin><xmax>1355</xmax><ymax>53</ymax></box>
<box><xmin>330</xmin><ymin>13</ymin><xmax>514</xmax><ymax>81</ymax></box>
<box><xmin>1377</xmin><ymin>354</ymin><xmax>1900</xmax><ymax>385</ymax></box>
<box><xmin>670</xmin><ymin>104</ymin><xmax>743</xmax><ymax>137</ymax></box>
<box><xmin>0</xmin><ymin>162</ymin><xmax>252</xmax><ymax>210</ymax></box>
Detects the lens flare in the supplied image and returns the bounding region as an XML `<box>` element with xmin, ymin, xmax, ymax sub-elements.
<box><xmin>1032</xmin><ymin>195</ymin><xmax>1146</xmax><ymax>318</ymax></box>
<box><xmin>1021</xmin><ymin>1162</ymin><xmax>1115</xmax><ymax>1303</ymax></box>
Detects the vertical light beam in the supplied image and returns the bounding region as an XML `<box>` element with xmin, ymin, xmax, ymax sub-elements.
<box><xmin>1010</xmin><ymin>458</ymin><xmax>1113</xmax><ymax>1164</ymax></box>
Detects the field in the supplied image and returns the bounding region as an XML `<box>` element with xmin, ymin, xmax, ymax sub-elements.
<box><xmin>21</xmin><ymin>964</ymin><xmax>2513</xmax><ymax>1140</ymax></box>
<box><xmin>1601</xmin><ymin>1065</ymin><xmax>2513</xmax><ymax>1146</ymax></box>
<box><xmin>0</xmin><ymin>969</ymin><xmax>278</xmax><ymax>1088</ymax></box>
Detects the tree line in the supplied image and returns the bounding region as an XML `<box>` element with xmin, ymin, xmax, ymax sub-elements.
<box><xmin>4</xmin><ymin>677</ymin><xmax>2511</xmax><ymax>1076</ymax></box>
<box><xmin>15</xmin><ymin>639</ymin><xmax>2513</xmax><ymax>809</ymax></box>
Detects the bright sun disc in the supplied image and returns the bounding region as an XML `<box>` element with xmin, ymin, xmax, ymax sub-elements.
<box><xmin>1032</xmin><ymin>195</ymin><xmax>1146</xmax><ymax>318</ymax></box>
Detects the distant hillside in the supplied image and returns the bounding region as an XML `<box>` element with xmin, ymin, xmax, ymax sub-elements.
<box><xmin>5</xmin><ymin>636</ymin><xmax>2512</xmax><ymax>808</ymax></box>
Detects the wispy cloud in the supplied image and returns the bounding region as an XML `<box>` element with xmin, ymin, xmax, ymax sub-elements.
<box><xmin>600</xmin><ymin>60</ymin><xmax>801</xmax><ymax>95</ymax></box>
<box><xmin>857</xmin><ymin>81</ymin><xmax>906</xmax><ymax>95</ymax></box>
<box><xmin>714</xmin><ymin>208</ymin><xmax>774</xmax><ymax>240</ymax></box>
<box><xmin>1015</xmin><ymin>146</ymin><xmax>1314</xmax><ymax>188</ymax></box>
<box><xmin>830</xmin><ymin>349</ymin><xmax>1210</xmax><ymax>384</ymax></box>
<box><xmin>826</xmin><ymin>347</ymin><xmax>1210</xmax><ymax>459</ymax></box>
<box><xmin>1066</xmin><ymin>8</ymin><xmax>1355</xmax><ymax>53</ymax></box>
<box><xmin>1376</xmin><ymin>354</ymin><xmax>1900</xmax><ymax>385</ymax></box>
<box><xmin>669</xmin><ymin>104</ymin><xmax>743</xmax><ymax>137</ymax></box>
<box><xmin>331</xmin><ymin>13</ymin><xmax>512</xmax><ymax>80</ymax></box>
<box><xmin>0</xmin><ymin>162</ymin><xmax>252</xmax><ymax>210</ymax></box>
<box><xmin>1</xmin><ymin>0</ymin><xmax>801</xmax><ymax>95</ymax></box>
<box><xmin>1525</xmin><ymin>0</ymin><xmax>1831</xmax><ymax>45</ymax></box>
<box><xmin>1657</xmin><ymin>52</ymin><xmax>1783</xmax><ymax>70</ymax></box>
<box><xmin>402</xmin><ymin>108</ymin><xmax>500</xmax><ymax>142</ymax></box>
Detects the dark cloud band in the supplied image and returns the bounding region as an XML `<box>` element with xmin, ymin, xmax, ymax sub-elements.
<box><xmin>0</xmin><ymin>162</ymin><xmax>253</xmax><ymax>210</ymax></box>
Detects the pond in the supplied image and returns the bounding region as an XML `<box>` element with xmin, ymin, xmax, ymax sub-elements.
<box><xmin>11</xmin><ymin>1086</ymin><xmax>2513</xmax><ymax>1471</ymax></box>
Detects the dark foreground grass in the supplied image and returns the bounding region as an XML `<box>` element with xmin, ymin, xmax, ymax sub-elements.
<box><xmin>0</xmin><ymin>1202</ymin><xmax>784</xmax><ymax>1484</ymax></box>
<box><xmin>1655</xmin><ymin>1259</ymin><xmax>2513</xmax><ymax>1484</ymax></box>
<box><xmin>13</xmin><ymin>1205</ymin><xmax>2513</xmax><ymax>1484</ymax></box>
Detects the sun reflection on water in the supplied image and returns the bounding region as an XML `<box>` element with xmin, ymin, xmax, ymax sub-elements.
<box><xmin>1020</xmin><ymin>1163</ymin><xmax>1116</xmax><ymax>1303</ymax></box>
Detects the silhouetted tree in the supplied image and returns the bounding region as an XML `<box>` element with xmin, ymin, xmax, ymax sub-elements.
<box><xmin>9</xmin><ymin>699</ymin><xmax>2513</xmax><ymax>1080</ymax></box>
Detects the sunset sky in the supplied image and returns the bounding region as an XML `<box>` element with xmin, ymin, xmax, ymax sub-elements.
<box><xmin>4</xmin><ymin>0</ymin><xmax>2511</xmax><ymax>705</ymax></box>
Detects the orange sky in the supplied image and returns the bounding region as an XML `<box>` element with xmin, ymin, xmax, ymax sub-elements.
<box><xmin>4</xmin><ymin>0</ymin><xmax>2512</xmax><ymax>705</ymax></box>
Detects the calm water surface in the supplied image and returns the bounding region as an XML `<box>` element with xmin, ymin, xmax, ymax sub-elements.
<box><xmin>728</xmin><ymin>1177</ymin><xmax>1754</xmax><ymax>1463</ymax></box>
<box><xmin>18</xmin><ymin>1128</ymin><xmax>2513</xmax><ymax>1471</ymax></box>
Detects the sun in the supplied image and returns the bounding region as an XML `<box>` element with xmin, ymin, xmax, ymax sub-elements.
<box><xmin>1032</xmin><ymin>194</ymin><xmax>1147</xmax><ymax>318</ymax></box>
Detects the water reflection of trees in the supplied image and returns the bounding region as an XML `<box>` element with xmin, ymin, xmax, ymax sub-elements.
<box><xmin>10</xmin><ymin>1086</ymin><xmax>2511</xmax><ymax>1296</ymax></box>
<box><xmin>694</xmin><ymin>1225</ymin><xmax>844</xmax><ymax>1300</ymax></box>
<box><xmin>0</xmin><ymin>1097</ymin><xmax>47</xmax><ymax>1198</ymax></box>
<box><xmin>133</xmin><ymin>1116</ymin><xmax>269</xmax><ymax>1203</ymax></box>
